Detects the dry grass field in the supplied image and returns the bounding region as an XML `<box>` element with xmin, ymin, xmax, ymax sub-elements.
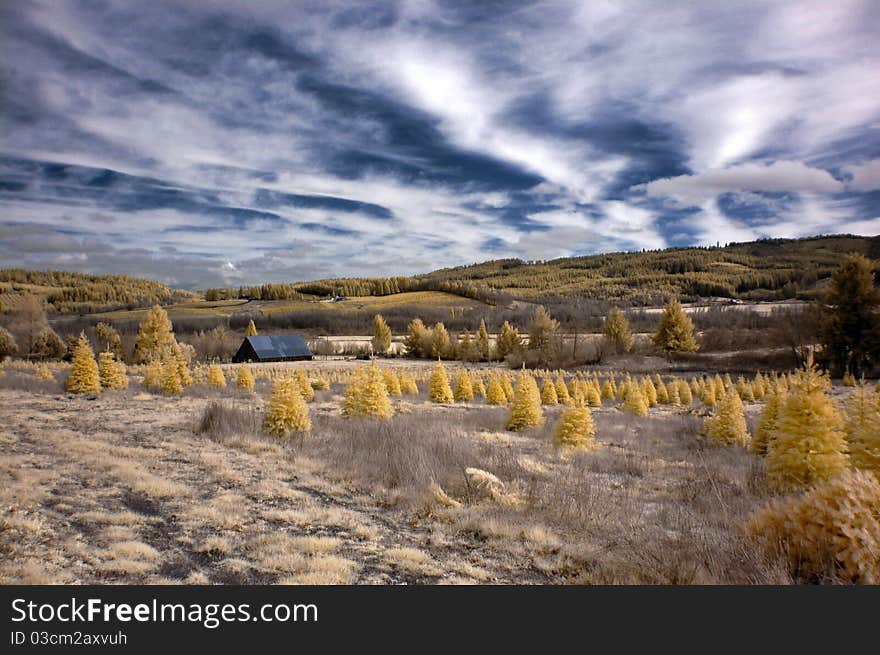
<box><xmin>0</xmin><ymin>359</ymin><xmax>809</xmax><ymax>585</ymax></box>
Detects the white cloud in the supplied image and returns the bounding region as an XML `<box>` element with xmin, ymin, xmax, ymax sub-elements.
<box><xmin>642</xmin><ymin>160</ymin><xmax>845</xmax><ymax>206</ymax></box>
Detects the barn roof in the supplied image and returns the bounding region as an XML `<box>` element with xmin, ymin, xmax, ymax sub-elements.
<box><xmin>243</xmin><ymin>335</ymin><xmax>312</xmax><ymax>359</ymax></box>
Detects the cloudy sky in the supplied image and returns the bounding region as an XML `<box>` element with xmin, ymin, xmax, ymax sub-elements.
<box><xmin>1</xmin><ymin>0</ymin><xmax>879</xmax><ymax>289</ymax></box>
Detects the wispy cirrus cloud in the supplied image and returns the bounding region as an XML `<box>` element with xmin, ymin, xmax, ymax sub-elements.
<box><xmin>0</xmin><ymin>0</ymin><xmax>877</xmax><ymax>288</ymax></box>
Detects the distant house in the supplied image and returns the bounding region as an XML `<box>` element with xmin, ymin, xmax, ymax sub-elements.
<box><xmin>232</xmin><ymin>335</ymin><xmax>313</xmax><ymax>363</ymax></box>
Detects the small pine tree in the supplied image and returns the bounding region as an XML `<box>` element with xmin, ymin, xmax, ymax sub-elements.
<box><xmin>603</xmin><ymin>307</ymin><xmax>634</xmax><ymax>353</ymax></box>
<box><xmin>642</xmin><ymin>378</ymin><xmax>658</xmax><ymax>407</ymax></box>
<box><xmin>655</xmin><ymin>379</ymin><xmax>670</xmax><ymax>404</ymax></box>
<box><xmin>471</xmin><ymin>373</ymin><xmax>486</xmax><ymax>399</ymax></box>
<box><xmin>844</xmin><ymin>384</ymin><xmax>880</xmax><ymax>475</ymax></box>
<box><xmin>553</xmin><ymin>400</ymin><xmax>596</xmax><ymax>450</ymax></box>
<box><xmin>494</xmin><ymin>321</ymin><xmax>522</xmax><ymax>361</ymax></box>
<box><xmin>476</xmin><ymin>320</ymin><xmax>491</xmax><ymax>361</ymax></box>
<box><xmin>143</xmin><ymin>359</ymin><xmax>162</xmax><ymax>390</ymax></box>
<box><xmin>0</xmin><ymin>326</ymin><xmax>17</xmax><ymax>361</ymax></box>
<box><xmin>506</xmin><ymin>370</ymin><xmax>544</xmax><ymax>431</ymax></box>
<box><xmin>585</xmin><ymin>382</ymin><xmax>602</xmax><ymax>407</ymax></box>
<box><xmin>667</xmin><ymin>379</ymin><xmax>681</xmax><ymax>405</ymax></box>
<box><xmin>429</xmin><ymin>361</ymin><xmax>454</xmax><ymax>403</ymax></box>
<box><xmin>501</xmin><ymin>375</ymin><xmax>515</xmax><ymax>402</ymax></box>
<box><xmin>674</xmin><ymin>379</ymin><xmax>690</xmax><ymax>404</ymax></box>
<box><xmin>622</xmin><ymin>384</ymin><xmax>648</xmax><ymax>417</ymax></box>
<box><xmin>161</xmin><ymin>356</ymin><xmax>184</xmax><ymax>395</ymax></box>
<box><xmin>703</xmin><ymin>390</ymin><xmax>750</xmax><ymax>447</ymax></box>
<box><xmin>766</xmin><ymin>359</ymin><xmax>849</xmax><ymax>492</ymax></box>
<box><xmin>135</xmin><ymin>305</ymin><xmax>176</xmax><ymax>363</ymax></box>
<box><xmin>236</xmin><ymin>363</ymin><xmax>255</xmax><ymax>391</ymax></box>
<box><xmin>843</xmin><ymin>371</ymin><xmax>857</xmax><ymax>387</ymax></box>
<box><xmin>751</xmin><ymin>387</ymin><xmax>786</xmax><ymax>456</ymax></box>
<box><xmin>98</xmin><ymin>352</ymin><xmax>128</xmax><ymax>389</ymax></box>
<box><xmin>401</xmin><ymin>372</ymin><xmax>419</xmax><ymax>395</ymax></box>
<box><xmin>245</xmin><ymin>320</ymin><xmax>258</xmax><ymax>337</ymax></box>
<box><xmin>652</xmin><ymin>300</ymin><xmax>699</xmax><ymax>356</ymax></box>
<box><xmin>486</xmin><ymin>376</ymin><xmax>507</xmax><ymax>405</ymax></box>
<box><xmin>454</xmin><ymin>370</ymin><xmax>474</xmax><ymax>401</ymax></box>
<box><xmin>541</xmin><ymin>378</ymin><xmax>558</xmax><ymax>405</ymax></box>
<box><xmin>383</xmin><ymin>369</ymin><xmax>402</xmax><ymax>395</ymax></box>
<box><xmin>555</xmin><ymin>375</ymin><xmax>570</xmax><ymax>404</ymax></box>
<box><xmin>207</xmin><ymin>363</ymin><xmax>227</xmax><ymax>387</ymax></box>
<box><xmin>601</xmin><ymin>378</ymin><xmax>615</xmax><ymax>401</ymax></box>
<box><xmin>431</xmin><ymin>323</ymin><xmax>451</xmax><ymax>359</ymax></box>
<box><xmin>292</xmin><ymin>369</ymin><xmax>314</xmax><ymax>401</ymax></box>
<box><xmin>343</xmin><ymin>363</ymin><xmax>392</xmax><ymax>419</ymax></box>
<box><xmin>264</xmin><ymin>377</ymin><xmax>311</xmax><ymax>437</ymax></box>
<box><xmin>372</xmin><ymin>314</ymin><xmax>392</xmax><ymax>355</ymax></box>
<box><xmin>702</xmin><ymin>384</ymin><xmax>717</xmax><ymax>407</ymax></box>
<box><xmin>66</xmin><ymin>333</ymin><xmax>101</xmax><ymax>394</ymax></box>
<box><xmin>743</xmin><ymin>470</ymin><xmax>880</xmax><ymax>584</ymax></box>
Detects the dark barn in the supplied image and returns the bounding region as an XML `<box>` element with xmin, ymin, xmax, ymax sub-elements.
<box><xmin>232</xmin><ymin>335</ymin><xmax>313</xmax><ymax>363</ymax></box>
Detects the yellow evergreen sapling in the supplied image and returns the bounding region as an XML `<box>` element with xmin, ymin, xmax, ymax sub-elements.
<box><xmin>553</xmin><ymin>396</ymin><xmax>596</xmax><ymax>450</ymax></box>
<box><xmin>622</xmin><ymin>383</ymin><xmax>648</xmax><ymax>417</ymax></box>
<box><xmin>585</xmin><ymin>382</ymin><xmax>602</xmax><ymax>407</ymax></box>
<box><xmin>161</xmin><ymin>356</ymin><xmax>184</xmax><ymax>395</ymax></box>
<box><xmin>454</xmin><ymin>370</ymin><xmax>475</xmax><ymax>401</ymax></box>
<box><xmin>765</xmin><ymin>361</ymin><xmax>849</xmax><ymax>492</ymax></box>
<box><xmin>471</xmin><ymin>374</ymin><xmax>486</xmax><ymax>399</ymax></box>
<box><xmin>429</xmin><ymin>360</ymin><xmax>454</xmax><ymax>403</ymax></box>
<box><xmin>207</xmin><ymin>363</ymin><xmax>227</xmax><ymax>387</ymax></box>
<box><xmin>843</xmin><ymin>371</ymin><xmax>857</xmax><ymax>387</ymax></box>
<box><xmin>703</xmin><ymin>390</ymin><xmax>750</xmax><ymax>447</ymax></box>
<box><xmin>401</xmin><ymin>373</ymin><xmax>419</xmax><ymax>395</ymax></box>
<box><xmin>66</xmin><ymin>333</ymin><xmax>101</xmax><ymax>394</ymax></box>
<box><xmin>501</xmin><ymin>375</ymin><xmax>515</xmax><ymax>402</ymax></box>
<box><xmin>642</xmin><ymin>378</ymin><xmax>658</xmax><ymax>407</ymax></box>
<box><xmin>245</xmin><ymin>319</ymin><xmax>258</xmax><ymax>337</ymax></box>
<box><xmin>486</xmin><ymin>375</ymin><xmax>507</xmax><ymax>405</ymax></box>
<box><xmin>655</xmin><ymin>378</ymin><xmax>669</xmax><ymax>404</ymax></box>
<box><xmin>342</xmin><ymin>363</ymin><xmax>392</xmax><ymax>419</ymax></box>
<box><xmin>668</xmin><ymin>378</ymin><xmax>681</xmax><ymax>405</ymax></box>
<box><xmin>736</xmin><ymin>377</ymin><xmax>754</xmax><ymax>402</ymax></box>
<box><xmin>143</xmin><ymin>359</ymin><xmax>162</xmax><ymax>390</ymax></box>
<box><xmin>236</xmin><ymin>363</ymin><xmax>255</xmax><ymax>391</ymax></box>
<box><xmin>541</xmin><ymin>378</ymin><xmax>559</xmax><ymax>405</ymax></box>
<box><xmin>751</xmin><ymin>387</ymin><xmax>786</xmax><ymax>456</ymax></box>
<box><xmin>844</xmin><ymin>384</ymin><xmax>880</xmax><ymax>475</ymax></box>
<box><xmin>506</xmin><ymin>370</ymin><xmax>544</xmax><ymax>431</ymax></box>
<box><xmin>134</xmin><ymin>305</ymin><xmax>176</xmax><ymax>363</ymax></box>
<box><xmin>384</xmin><ymin>369</ymin><xmax>402</xmax><ymax>396</ymax></box>
<box><xmin>311</xmin><ymin>377</ymin><xmax>330</xmax><ymax>391</ymax></box>
<box><xmin>677</xmin><ymin>379</ymin><xmax>693</xmax><ymax>405</ymax></box>
<box><xmin>600</xmin><ymin>378</ymin><xmax>615</xmax><ymax>401</ymax></box>
<box><xmin>294</xmin><ymin>369</ymin><xmax>315</xmax><ymax>401</ymax></box>
<box><xmin>36</xmin><ymin>364</ymin><xmax>55</xmax><ymax>381</ymax></box>
<box><xmin>264</xmin><ymin>377</ymin><xmax>311</xmax><ymax>437</ymax></box>
<box><xmin>98</xmin><ymin>352</ymin><xmax>128</xmax><ymax>390</ymax></box>
<box><xmin>743</xmin><ymin>470</ymin><xmax>880</xmax><ymax>585</ymax></box>
<box><xmin>555</xmin><ymin>375</ymin><xmax>570</xmax><ymax>404</ymax></box>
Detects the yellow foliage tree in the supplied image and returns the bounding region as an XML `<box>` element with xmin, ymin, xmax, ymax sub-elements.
<box><xmin>98</xmin><ymin>351</ymin><xmax>128</xmax><ymax>390</ymax></box>
<box><xmin>264</xmin><ymin>377</ymin><xmax>311</xmax><ymax>437</ymax></box>
<box><xmin>343</xmin><ymin>363</ymin><xmax>392</xmax><ymax>419</ymax></box>
<box><xmin>245</xmin><ymin>320</ymin><xmax>258</xmax><ymax>337</ymax></box>
<box><xmin>471</xmin><ymin>374</ymin><xmax>486</xmax><ymax>399</ymax></box>
<box><xmin>429</xmin><ymin>360</ymin><xmax>454</xmax><ymax>403</ymax></box>
<box><xmin>66</xmin><ymin>332</ymin><xmax>101</xmax><ymax>394</ymax></box>
<box><xmin>585</xmin><ymin>382</ymin><xmax>602</xmax><ymax>407</ymax></box>
<box><xmin>384</xmin><ymin>369</ymin><xmax>402</xmax><ymax>396</ymax></box>
<box><xmin>400</xmin><ymin>372</ymin><xmax>419</xmax><ymax>395</ymax></box>
<box><xmin>372</xmin><ymin>314</ymin><xmax>392</xmax><ymax>355</ymax></box>
<box><xmin>207</xmin><ymin>363</ymin><xmax>226</xmax><ymax>387</ymax></box>
<box><xmin>36</xmin><ymin>364</ymin><xmax>54</xmax><ymax>381</ymax></box>
<box><xmin>553</xmin><ymin>400</ymin><xmax>596</xmax><ymax>450</ymax></box>
<box><xmin>677</xmin><ymin>379</ymin><xmax>693</xmax><ymax>405</ymax></box>
<box><xmin>236</xmin><ymin>363</ymin><xmax>255</xmax><ymax>391</ymax></box>
<box><xmin>294</xmin><ymin>369</ymin><xmax>314</xmax><ymax>401</ymax></box>
<box><xmin>751</xmin><ymin>387</ymin><xmax>786</xmax><ymax>456</ymax></box>
<box><xmin>486</xmin><ymin>375</ymin><xmax>507</xmax><ymax>405</ymax></box>
<box><xmin>766</xmin><ymin>361</ymin><xmax>849</xmax><ymax>492</ymax></box>
<box><xmin>743</xmin><ymin>470</ymin><xmax>880</xmax><ymax>584</ymax></box>
<box><xmin>143</xmin><ymin>359</ymin><xmax>162</xmax><ymax>390</ymax></box>
<box><xmin>703</xmin><ymin>390</ymin><xmax>750</xmax><ymax>447</ymax></box>
<box><xmin>601</xmin><ymin>378</ymin><xmax>615</xmax><ymax>401</ymax></box>
<box><xmin>652</xmin><ymin>300</ymin><xmax>699</xmax><ymax>355</ymax></box>
<box><xmin>844</xmin><ymin>384</ymin><xmax>880</xmax><ymax>475</ymax></box>
<box><xmin>134</xmin><ymin>305</ymin><xmax>176</xmax><ymax>363</ymax></box>
<box><xmin>506</xmin><ymin>370</ymin><xmax>544</xmax><ymax>431</ymax></box>
<box><xmin>161</xmin><ymin>356</ymin><xmax>184</xmax><ymax>395</ymax></box>
<box><xmin>454</xmin><ymin>370</ymin><xmax>474</xmax><ymax>401</ymax></box>
<box><xmin>622</xmin><ymin>383</ymin><xmax>648</xmax><ymax>417</ymax></box>
<box><xmin>501</xmin><ymin>375</ymin><xmax>515</xmax><ymax>402</ymax></box>
<box><xmin>555</xmin><ymin>375</ymin><xmax>570</xmax><ymax>404</ymax></box>
<box><xmin>541</xmin><ymin>378</ymin><xmax>558</xmax><ymax>405</ymax></box>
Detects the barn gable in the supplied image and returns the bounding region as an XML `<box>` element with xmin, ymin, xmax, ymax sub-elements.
<box><xmin>232</xmin><ymin>335</ymin><xmax>313</xmax><ymax>363</ymax></box>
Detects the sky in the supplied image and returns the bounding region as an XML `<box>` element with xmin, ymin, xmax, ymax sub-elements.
<box><xmin>1</xmin><ymin>0</ymin><xmax>879</xmax><ymax>289</ymax></box>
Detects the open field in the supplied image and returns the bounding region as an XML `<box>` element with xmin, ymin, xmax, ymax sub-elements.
<box><xmin>81</xmin><ymin>291</ymin><xmax>486</xmax><ymax>321</ymax></box>
<box><xmin>4</xmin><ymin>358</ymin><xmax>844</xmax><ymax>585</ymax></box>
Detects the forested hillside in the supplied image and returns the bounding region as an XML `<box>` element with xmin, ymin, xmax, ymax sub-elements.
<box><xmin>209</xmin><ymin>234</ymin><xmax>880</xmax><ymax>306</ymax></box>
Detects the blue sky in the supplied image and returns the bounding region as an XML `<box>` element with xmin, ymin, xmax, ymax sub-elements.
<box><xmin>1</xmin><ymin>0</ymin><xmax>878</xmax><ymax>289</ymax></box>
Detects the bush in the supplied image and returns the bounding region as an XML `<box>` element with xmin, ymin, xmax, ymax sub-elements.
<box><xmin>264</xmin><ymin>377</ymin><xmax>311</xmax><ymax>437</ymax></box>
<box><xmin>742</xmin><ymin>470</ymin><xmax>880</xmax><ymax>584</ymax></box>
